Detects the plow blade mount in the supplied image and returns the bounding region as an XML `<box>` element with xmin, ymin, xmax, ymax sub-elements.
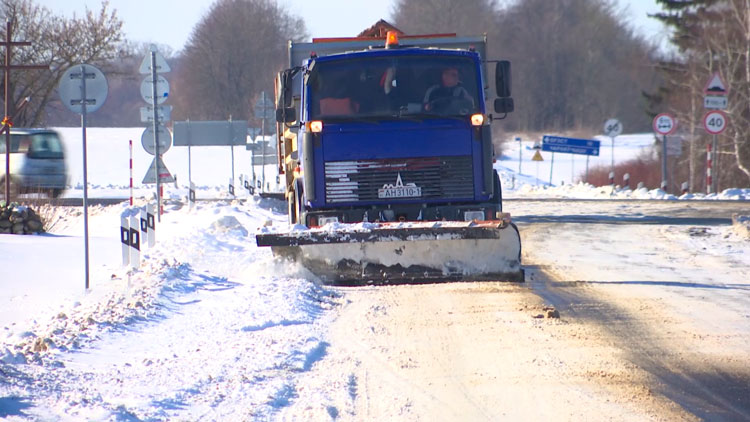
<box><xmin>256</xmin><ymin>221</ymin><xmax>523</xmax><ymax>285</ymax></box>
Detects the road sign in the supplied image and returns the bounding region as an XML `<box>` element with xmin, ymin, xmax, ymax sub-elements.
<box><xmin>703</xmin><ymin>110</ymin><xmax>728</xmax><ymax>134</ymax></box>
<box><xmin>173</xmin><ymin>120</ymin><xmax>248</xmax><ymax>146</ymax></box>
<box><xmin>531</xmin><ymin>150</ymin><xmax>543</xmax><ymax>161</ymax></box>
<box><xmin>254</xmin><ymin>95</ymin><xmax>275</xmax><ymax>117</ymax></box>
<box><xmin>603</xmin><ymin>118</ymin><xmax>622</xmax><ymax>137</ymax></box>
<box><xmin>653</xmin><ymin>113</ymin><xmax>677</xmax><ymax>135</ymax></box>
<box><xmin>142</xmin><ymin>155</ymin><xmax>174</xmax><ymax>184</ymax></box>
<box><xmin>58</xmin><ymin>64</ymin><xmax>108</xmax><ymax>114</ymax></box>
<box><xmin>140</xmin><ymin>105</ymin><xmax>172</xmax><ymax>123</ymax></box>
<box><xmin>704</xmin><ymin>72</ymin><xmax>728</xmax><ymax>96</ymax></box>
<box><xmin>140</xmin><ymin>75</ymin><xmax>169</xmax><ymax>104</ymax></box>
<box><xmin>541</xmin><ymin>135</ymin><xmax>600</xmax><ymax>156</ymax></box>
<box><xmin>141</xmin><ymin>125</ymin><xmax>172</xmax><ymax>155</ymax></box>
<box><xmin>704</xmin><ymin>95</ymin><xmax>728</xmax><ymax>110</ymax></box>
<box><xmin>139</xmin><ymin>49</ymin><xmax>171</xmax><ymax>74</ymax></box>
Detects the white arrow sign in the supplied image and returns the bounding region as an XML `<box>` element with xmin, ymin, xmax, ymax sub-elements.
<box><xmin>704</xmin><ymin>95</ymin><xmax>728</xmax><ymax>110</ymax></box>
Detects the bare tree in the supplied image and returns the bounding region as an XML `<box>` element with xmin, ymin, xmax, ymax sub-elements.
<box><xmin>497</xmin><ymin>0</ymin><xmax>660</xmax><ymax>132</ymax></box>
<box><xmin>391</xmin><ymin>0</ymin><xmax>500</xmax><ymax>36</ymax></box>
<box><xmin>391</xmin><ymin>0</ymin><xmax>660</xmax><ymax>134</ymax></box>
<box><xmin>651</xmin><ymin>0</ymin><xmax>750</xmax><ymax>188</ymax></box>
<box><xmin>1</xmin><ymin>0</ymin><xmax>126</xmax><ymax>127</ymax></box>
<box><xmin>172</xmin><ymin>0</ymin><xmax>307</xmax><ymax>121</ymax></box>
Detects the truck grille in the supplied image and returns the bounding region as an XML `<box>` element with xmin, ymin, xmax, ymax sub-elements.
<box><xmin>325</xmin><ymin>156</ymin><xmax>473</xmax><ymax>203</ymax></box>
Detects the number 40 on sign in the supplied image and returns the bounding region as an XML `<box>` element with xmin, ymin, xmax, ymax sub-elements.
<box><xmin>703</xmin><ymin>110</ymin><xmax>728</xmax><ymax>135</ymax></box>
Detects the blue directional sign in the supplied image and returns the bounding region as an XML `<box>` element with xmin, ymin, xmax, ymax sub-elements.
<box><xmin>542</xmin><ymin>135</ymin><xmax>600</xmax><ymax>156</ymax></box>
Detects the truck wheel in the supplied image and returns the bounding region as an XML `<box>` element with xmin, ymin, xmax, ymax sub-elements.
<box><xmin>288</xmin><ymin>180</ymin><xmax>304</xmax><ymax>225</ymax></box>
<box><xmin>288</xmin><ymin>191</ymin><xmax>297</xmax><ymax>225</ymax></box>
<box><xmin>493</xmin><ymin>170</ymin><xmax>503</xmax><ymax>212</ymax></box>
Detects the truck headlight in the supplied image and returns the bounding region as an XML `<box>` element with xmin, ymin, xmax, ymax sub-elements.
<box><xmin>318</xmin><ymin>216</ymin><xmax>339</xmax><ymax>226</ymax></box>
<box><xmin>464</xmin><ymin>210</ymin><xmax>485</xmax><ymax>221</ymax></box>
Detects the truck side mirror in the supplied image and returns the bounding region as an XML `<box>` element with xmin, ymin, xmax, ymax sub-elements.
<box><xmin>494</xmin><ymin>97</ymin><xmax>514</xmax><ymax>114</ymax></box>
<box><xmin>276</xmin><ymin>107</ymin><xmax>297</xmax><ymax>123</ymax></box>
<box><xmin>276</xmin><ymin>69</ymin><xmax>294</xmax><ymax>108</ymax></box>
<box><xmin>495</xmin><ymin>61</ymin><xmax>511</xmax><ymax>98</ymax></box>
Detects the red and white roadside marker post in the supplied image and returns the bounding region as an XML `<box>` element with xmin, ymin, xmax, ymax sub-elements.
<box><xmin>129</xmin><ymin>139</ymin><xmax>134</xmax><ymax>206</ymax></box>
<box><xmin>706</xmin><ymin>144</ymin><xmax>713</xmax><ymax>194</ymax></box>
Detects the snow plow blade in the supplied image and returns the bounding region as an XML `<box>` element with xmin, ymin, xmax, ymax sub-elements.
<box><xmin>256</xmin><ymin>220</ymin><xmax>523</xmax><ymax>285</ymax></box>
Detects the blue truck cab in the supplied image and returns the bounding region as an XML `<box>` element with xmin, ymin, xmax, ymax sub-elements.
<box><xmin>275</xmin><ymin>31</ymin><xmax>513</xmax><ymax>227</ymax></box>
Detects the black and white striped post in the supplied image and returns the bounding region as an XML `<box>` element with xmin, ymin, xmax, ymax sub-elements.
<box><xmin>120</xmin><ymin>212</ymin><xmax>140</xmax><ymax>268</ymax></box>
<box><xmin>147</xmin><ymin>203</ymin><xmax>156</xmax><ymax>248</ymax></box>
<box><xmin>189</xmin><ymin>182</ymin><xmax>196</xmax><ymax>209</ymax></box>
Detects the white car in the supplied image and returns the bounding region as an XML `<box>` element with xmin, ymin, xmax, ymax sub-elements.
<box><xmin>0</xmin><ymin>128</ymin><xmax>67</xmax><ymax>198</ymax></box>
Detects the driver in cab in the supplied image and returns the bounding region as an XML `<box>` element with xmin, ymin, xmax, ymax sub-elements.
<box><xmin>423</xmin><ymin>66</ymin><xmax>474</xmax><ymax>112</ymax></box>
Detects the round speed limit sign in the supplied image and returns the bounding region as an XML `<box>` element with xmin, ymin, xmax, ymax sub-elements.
<box><xmin>604</xmin><ymin>118</ymin><xmax>623</xmax><ymax>137</ymax></box>
<box><xmin>703</xmin><ymin>110</ymin><xmax>728</xmax><ymax>134</ymax></box>
<box><xmin>653</xmin><ymin>113</ymin><xmax>677</xmax><ymax>135</ymax></box>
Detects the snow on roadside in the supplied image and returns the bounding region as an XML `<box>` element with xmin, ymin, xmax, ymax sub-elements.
<box><xmin>1</xmin><ymin>197</ymin><xmax>342</xmax><ymax>420</ymax></box>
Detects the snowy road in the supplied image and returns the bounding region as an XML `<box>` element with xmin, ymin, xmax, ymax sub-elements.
<box><xmin>2</xmin><ymin>198</ymin><xmax>749</xmax><ymax>421</ymax></box>
<box><xmin>515</xmin><ymin>200</ymin><xmax>750</xmax><ymax>421</ymax></box>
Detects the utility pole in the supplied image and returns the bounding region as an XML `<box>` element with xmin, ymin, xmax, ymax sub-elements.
<box><xmin>2</xmin><ymin>19</ymin><xmax>48</xmax><ymax>202</ymax></box>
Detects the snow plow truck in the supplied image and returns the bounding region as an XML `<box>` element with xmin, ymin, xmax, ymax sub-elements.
<box><xmin>255</xmin><ymin>23</ymin><xmax>523</xmax><ymax>284</ymax></box>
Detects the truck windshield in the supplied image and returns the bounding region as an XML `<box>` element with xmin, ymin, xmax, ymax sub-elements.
<box><xmin>307</xmin><ymin>55</ymin><xmax>481</xmax><ymax>120</ymax></box>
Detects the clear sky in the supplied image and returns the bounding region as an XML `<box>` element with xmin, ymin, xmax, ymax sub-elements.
<box><xmin>33</xmin><ymin>0</ymin><xmax>667</xmax><ymax>53</ymax></box>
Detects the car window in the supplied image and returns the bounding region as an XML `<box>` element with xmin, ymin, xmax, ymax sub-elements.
<box><xmin>28</xmin><ymin>133</ymin><xmax>64</xmax><ymax>159</ymax></box>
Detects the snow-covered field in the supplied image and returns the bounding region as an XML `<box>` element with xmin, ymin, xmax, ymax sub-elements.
<box><xmin>1</xmin><ymin>127</ymin><xmax>748</xmax><ymax>420</ymax></box>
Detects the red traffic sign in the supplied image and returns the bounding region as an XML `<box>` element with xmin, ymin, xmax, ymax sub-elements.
<box><xmin>704</xmin><ymin>72</ymin><xmax>728</xmax><ymax>96</ymax></box>
<box><xmin>653</xmin><ymin>113</ymin><xmax>677</xmax><ymax>135</ymax></box>
<box><xmin>703</xmin><ymin>110</ymin><xmax>728</xmax><ymax>134</ymax></box>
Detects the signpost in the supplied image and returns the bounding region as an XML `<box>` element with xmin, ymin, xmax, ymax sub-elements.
<box><xmin>139</xmin><ymin>46</ymin><xmax>171</xmax><ymax>222</ymax></box>
<box><xmin>702</xmin><ymin>72</ymin><xmax>729</xmax><ymax>194</ymax></box>
<box><xmin>532</xmin><ymin>141</ymin><xmax>542</xmax><ymax>185</ymax></box>
<box><xmin>58</xmin><ymin>63</ymin><xmax>108</xmax><ymax>290</ymax></box>
<box><xmin>653</xmin><ymin>113</ymin><xmax>677</xmax><ymax>192</ymax></box>
<box><xmin>516</xmin><ymin>136</ymin><xmax>522</xmax><ymax>175</ymax></box>
<box><xmin>604</xmin><ymin>118</ymin><xmax>622</xmax><ymax>186</ymax></box>
<box><xmin>254</xmin><ymin>92</ymin><xmax>275</xmax><ymax>193</ymax></box>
